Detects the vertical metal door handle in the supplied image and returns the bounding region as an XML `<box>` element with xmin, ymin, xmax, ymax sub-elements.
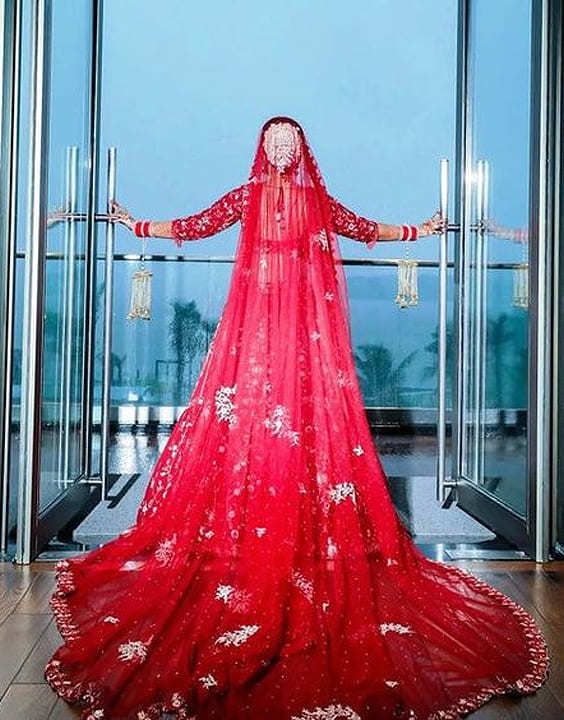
<box><xmin>57</xmin><ymin>146</ymin><xmax>78</xmax><ymax>489</ymax></box>
<box><xmin>100</xmin><ymin>147</ymin><xmax>116</xmax><ymax>499</ymax></box>
<box><xmin>473</xmin><ymin>160</ymin><xmax>487</xmax><ymax>485</ymax></box>
<box><xmin>436</xmin><ymin>158</ymin><xmax>455</xmax><ymax>505</ymax></box>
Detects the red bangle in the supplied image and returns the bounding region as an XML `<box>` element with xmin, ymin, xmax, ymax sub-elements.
<box><xmin>401</xmin><ymin>224</ymin><xmax>409</xmax><ymax>241</ymax></box>
<box><xmin>134</xmin><ymin>221</ymin><xmax>151</xmax><ymax>237</ymax></box>
<box><xmin>409</xmin><ymin>224</ymin><xmax>418</xmax><ymax>241</ymax></box>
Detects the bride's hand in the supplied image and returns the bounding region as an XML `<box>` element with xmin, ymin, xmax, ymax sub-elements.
<box><xmin>109</xmin><ymin>199</ymin><xmax>136</xmax><ymax>232</ymax></box>
<box><xmin>418</xmin><ymin>209</ymin><xmax>447</xmax><ymax>237</ymax></box>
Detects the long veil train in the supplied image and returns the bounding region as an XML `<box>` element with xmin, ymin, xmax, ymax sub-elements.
<box><xmin>45</xmin><ymin>116</ymin><xmax>549</xmax><ymax>720</ymax></box>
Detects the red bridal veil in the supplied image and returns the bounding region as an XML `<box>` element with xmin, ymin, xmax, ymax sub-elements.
<box><xmin>45</xmin><ymin>117</ymin><xmax>549</xmax><ymax>720</ymax></box>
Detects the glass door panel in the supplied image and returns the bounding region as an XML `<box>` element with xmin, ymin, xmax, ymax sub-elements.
<box><xmin>39</xmin><ymin>1</ymin><xmax>92</xmax><ymax>512</ymax></box>
<box><xmin>457</xmin><ymin>0</ymin><xmax>533</xmax><ymax>545</ymax></box>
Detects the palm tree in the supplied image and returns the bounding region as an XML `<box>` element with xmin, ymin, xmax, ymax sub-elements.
<box><xmin>486</xmin><ymin>312</ymin><xmax>528</xmax><ymax>410</ymax></box>
<box><xmin>421</xmin><ymin>323</ymin><xmax>455</xmax><ymax>405</ymax></box>
<box><xmin>168</xmin><ymin>300</ymin><xmax>208</xmax><ymax>403</ymax></box>
<box><xmin>354</xmin><ymin>344</ymin><xmax>418</xmax><ymax>406</ymax></box>
<box><xmin>111</xmin><ymin>353</ymin><xmax>127</xmax><ymax>385</ymax></box>
<box><xmin>201</xmin><ymin>317</ymin><xmax>219</xmax><ymax>354</ymax></box>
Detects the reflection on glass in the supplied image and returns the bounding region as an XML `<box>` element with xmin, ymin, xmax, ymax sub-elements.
<box><xmin>462</xmin><ymin>0</ymin><xmax>531</xmax><ymax>517</ymax></box>
<box><xmin>105</xmin><ymin>261</ymin><xmax>454</xmax><ymax>411</ymax></box>
<box><xmin>39</xmin><ymin>1</ymin><xmax>92</xmax><ymax>511</ymax></box>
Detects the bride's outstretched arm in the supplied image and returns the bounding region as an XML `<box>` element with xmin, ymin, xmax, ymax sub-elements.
<box><xmin>109</xmin><ymin>184</ymin><xmax>247</xmax><ymax>246</ymax></box>
<box><xmin>327</xmin><ymin>195</ymin><xmax>446</xmax><ymax>246</ymax></box>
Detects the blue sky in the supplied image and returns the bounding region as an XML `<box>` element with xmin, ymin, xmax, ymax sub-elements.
<box><xmin>26</xmin><ymin>0</ymin><xmax>533</xmax><ymax>406</ymax></box>
<box><xmin>98</xmin><ymin>0</ymin><xmax>459</xmax><ymax>392</ymax></box>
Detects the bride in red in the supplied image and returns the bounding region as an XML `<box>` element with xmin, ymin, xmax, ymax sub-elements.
<box><xmin>45</xmin><ymin>116</ymin><xmax>549</xmax><ymax>720</ymax></box>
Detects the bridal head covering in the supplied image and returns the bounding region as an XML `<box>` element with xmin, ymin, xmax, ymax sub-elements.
<box><xmin>241</xmin><ymin>116</ymin><xmax>351</xmax><ymax>327</ymax></box>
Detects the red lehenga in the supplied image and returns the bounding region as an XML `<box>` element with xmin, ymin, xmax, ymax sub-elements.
<box><xmin>45</xmin><ymin>117</ymin><xmax>549</xmax><ymax>720</ymax></box>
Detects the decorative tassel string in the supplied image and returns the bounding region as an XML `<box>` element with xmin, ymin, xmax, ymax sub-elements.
<box><xmin>127</xmin><ymin>235</ymin><xmax>153</xmax><ymax>320</ymax></box>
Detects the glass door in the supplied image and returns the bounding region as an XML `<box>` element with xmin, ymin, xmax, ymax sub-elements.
<box><xmin>40</xmin><ymin>1</ymin><xmax>92</xmax><ymax>511</ymax></box>
<box><xmin>15</xmin><ymin>0</ymin><xmax>97</xmax><ymax>561</ymax></box>
<box><xmin>453</xmin><ymin>0</ymin><xmax>539</xmax><ymax>554</ymax></box>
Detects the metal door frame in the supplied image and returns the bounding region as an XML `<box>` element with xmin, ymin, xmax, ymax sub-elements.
<box><xmin>12</xmin><ymin>0</ymin><xmax>104</xmax><ymax>563</ymax></box>
<box><xmin>0</xmin><ymin>0</ymin><xmax>22</xmax><ymax>558</ymax></box>
<box><xmin>450</xmin><ymin>0</ymin><xmax>554</xmax><ymax>561</ymax></box>
<box><xmin>550</xmin><ymin>0</ymin><xmax>563</xmax><ymax>557</ymax></box>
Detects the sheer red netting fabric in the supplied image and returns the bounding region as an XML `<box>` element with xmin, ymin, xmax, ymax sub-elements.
<box><xmin>45</xmin><ymin>117</ymin><xmax>549</xmax><ymax>720</ymax></box>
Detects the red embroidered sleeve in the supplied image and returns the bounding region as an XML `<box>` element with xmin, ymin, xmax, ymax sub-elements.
<box><xmin>328</xmin><ymin>195</ymin><xmax>379</xmax><ymax>248</ymax></box>
<box><xmin>171</xmin><ymin>184</ymin><xmax>246</xmax><ymax>246</ymax></box>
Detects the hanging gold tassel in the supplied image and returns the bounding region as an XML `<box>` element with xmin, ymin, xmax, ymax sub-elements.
<box><xmin>512</xmin><ymin>262</ymin><xmax>528</xmax><ymax>309</ymax></box>
<box><xmin>127</xmin><ymin>236</ymin><xmax>153</xmax><ymax>320</ymax></box>
<box><xmin>395</xmin><ymin>259</ymin><xmax>418</xmax><ymax>308</ymax></box>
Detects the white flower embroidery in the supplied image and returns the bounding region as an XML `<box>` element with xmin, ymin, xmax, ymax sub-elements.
<box><xmin>264</xmin><ymin>405</ymin><xmax>300</xmax><ymax>446</ymax></box>
<box><xmin>380</xmin><ymin>622</ymin><xmax>414</xmax><ymax>636</ymax></box>
<box><xmin>324</xmin><ymin>291</ymin><xmax>334</xmax><ymax>301</ymax></box>
<box><xmin>121</xmin><ymin>560</ymin><xmax>144</xmax><ymax>570</ymax></box>
<box><xmin>103</xmin><ymin>615</ymin><xmax>120</xmax><ymax>624</ymax></box>
<box><xmin>327</xmin><ymin>537</ymin><xmax>338</xmax><ymax>558</ymax></box>
<box><xmin>291</xmin><ymin>569</ymin><xmax>314</xmax><ymax>603</ymax></box>
<box><xmin>291</xmin><ymin>703</ymin><xmax>361</xmax><ymax>720</ymax></box>
<box><xmin>386</xmin><ymin>557</ymin><xmax>399</xmax><ymax>566</ymax></box>
<box><xmin>215</xmin><ymin>384</ymin><xmax>238</xmax><ymax>426</ymax></box>
<box><xmin>82</xmin><ymin>683</ymin><xmax>103</xmax><ymax>706</ymax></box>
<box><xmin>310</xmin><ymin>330</ymin><xmax>321</xmax><ymax>341</ymax></box>
<box><xmin>215</xmin><ymin>584</ymin><xmax>235</xmax><ymax>603</ymax></box>
<box><xmin>215</xmin><ymin>624</ymin><xmax>260</xmax><ymax>647</ymax></box>
<box><xmin>352</xmin><ymin>444</ymin><xmax>364</xmax><ymax>456</ymax></box>
<box><xmin>198</xmin><ymin>525</ymin><xmax>214</xmax><ymax>541</ymax></box>
<box><xmin>233</xmin><ymin>458</ymin><xmax>248</xmax><ymax>472</ymax></box>
<box><xmin>255</xmin><ymin>527</ymin><xmax>267</xmax><ymax>537</ymax></box>
<box><xmin>288</xmin><ymin>431</ymin><xmax>300</xmax><ymax>446</ymax></box>
<box><xmin>336</xmin><ymin>369</ymin><xmax>352</xmax><ymax>388</ymax></box>
<box><xmin>330</xmin><ymin>482</ymin><xmax>357</xmax><ymax>506</ymax></box>
<box><xmin>199</xmin><ymin>673</ymin><xmax>218</xmax><ymax>689</ymax></box>
<box><xmin>159</xmin><ymin>456</ymin><xmax>173</xmax><ymax>479</ymax></box>
<box><xmin>118</xmin><ymin>639</ymin><xmax>149</xmax><ymax>663</ymax></box>
<box><xmin>314</xmin><ymin>229</ymin><xmax>329</xmax><ymax>252</ymax></box>
<box><xmin>170</xmin><ymin>692</ymin><xmax>186</xmax><ymax>708</ymax></box>
<box><xmin>85</xmin><ymin>711</ymin><xmax>105</xmax><ymax>720</ymax></box>
<box><xmin>385</xmin><ymin>680</ymin><xmax>399</xmax><ymax>688</ymax></box>
<box><xmin>155</xmin><ymin>533</ymin><xmax>177</xmax><ymax>566</ymax></box>
<box><xmin>322</xmin><ymin>601</ymin><xmax>330</xmax><ymax>612</ymax></box>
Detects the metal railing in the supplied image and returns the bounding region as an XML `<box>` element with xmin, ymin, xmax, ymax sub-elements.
<box><xmin>31</xmin><ymin>151</ymin><xmax>534</xmax><ymax>508</ymax></box>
